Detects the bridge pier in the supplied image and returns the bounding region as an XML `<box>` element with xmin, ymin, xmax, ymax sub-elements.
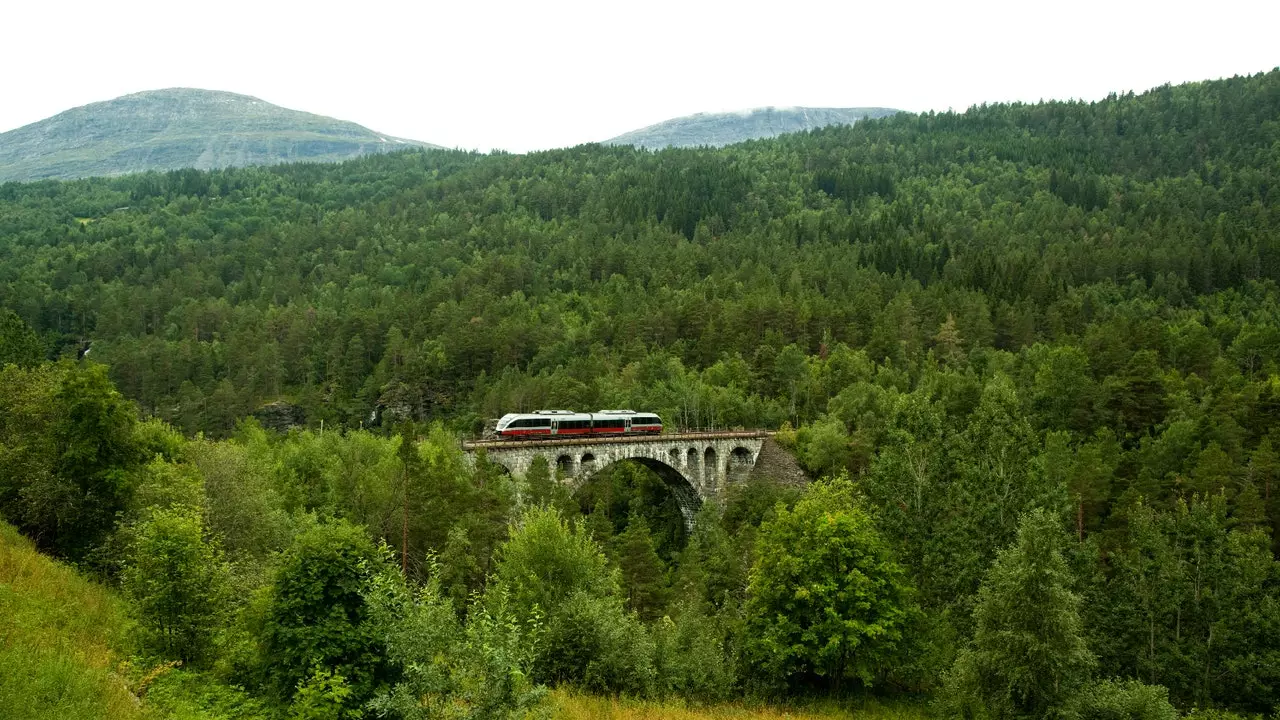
<box><xmin>462</xmin><ymin>432</ymin><xmax>773</xmax><ymax>526</ymax></box>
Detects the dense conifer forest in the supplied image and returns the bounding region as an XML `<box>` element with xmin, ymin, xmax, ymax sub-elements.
<box><xmin>2</xmin><ymin>69</ymin><xmax>1280</xmax><ymax>719</ymax></box>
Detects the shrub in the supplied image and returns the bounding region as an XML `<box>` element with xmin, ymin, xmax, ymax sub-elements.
<box><xmin>652</xmin><ymin>603</ymin><xmax>738</xmax><ymax>703</ymax></box>
<box><xmin>1061</xmin><ymin>679</ymin><xmax>1178</xmax><ymax>720</ymax></box>
<box><xmin>258</xmin><ymin>519</ymin><xmax>393</xmax><ymax>708</ymax></box>
<box><xmin>367</xmin><ymin>572</ymin><xmax>546</xmax><ymax>720</ymax></box>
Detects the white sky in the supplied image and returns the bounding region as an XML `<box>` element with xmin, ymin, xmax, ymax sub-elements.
<box><xmin>2</xmin><ymin>0</ymin><xmax>1277</xmax><ymax>153</ymax></box>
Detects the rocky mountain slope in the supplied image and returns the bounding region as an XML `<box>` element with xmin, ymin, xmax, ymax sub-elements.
<box><xmin>0</xmin><ymin>88</ymin><xmax>441</xmax><ymax>182</ymax></box>
<box><xmin>604</xmin><ymin>106</ymin><xmax>900</xmax><ymax>149</ymax></box>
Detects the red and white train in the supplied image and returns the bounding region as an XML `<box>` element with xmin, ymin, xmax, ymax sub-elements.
<box><xmin>494</xmin><ymin>410</ymin><xmax>663</xmax><ymax>439</ymax></box>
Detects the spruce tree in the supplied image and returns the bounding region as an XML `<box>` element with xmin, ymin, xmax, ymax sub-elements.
<box><xmin>614</xmin><ymin>514</ymin><xmax>669</xmax><ymax>621</ymax></box>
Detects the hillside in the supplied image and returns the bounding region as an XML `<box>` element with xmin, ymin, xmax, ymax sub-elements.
<box><xmin>0</xmin><ymin>88</ymin><xmax>441</xmax><ymax>182</ymax></box>
<box><xmin>604</xmin><ymin>106</ymin><xmax>900</xmax><ymax>148</ymax></box>
<box><xmin>0</xmin><ymin>521</ymin><xmax>140</xmax><ymax>719</ymax></box>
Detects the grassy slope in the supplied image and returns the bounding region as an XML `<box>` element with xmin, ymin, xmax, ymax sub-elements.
<box><xmin>0</xmin><ymin>521</ymin><xmax>142</xmax><ymax>719</ymax></box>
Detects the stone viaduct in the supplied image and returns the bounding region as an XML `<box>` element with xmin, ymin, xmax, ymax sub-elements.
<box><xmin>461</xmin><ymin>431</ymin><xmax>803</xmax><ymax>524</ymax></box>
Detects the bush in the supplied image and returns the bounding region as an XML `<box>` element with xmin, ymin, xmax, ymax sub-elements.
<box><xmin>537</xmin><ymin>590</ymin><xmax>655</xmax><ymax>697</ymax></box>
<box><xmin>652</xmin><ymin>603</ymin><xmax>738</xmax><ymax>703</ymax></box>
<box><xmin>367</xmin><ymin>572</ymin><xmax>546</xmax><ymax>720</ymax></box>
<box><xmin>258</xmin><ymin>519</ymin><xmax>394</xmax><ymax>708</ymax></box>
<box><xmin>489</xmin><ymin>506</ymin><xmax>616</xmax><ymax>625</ymax></box>
<box><xmin>290</xmin><ymin>667</ymin><xmax>364</xmax><ymax>720</ymax></box>
<box><xmin>485</xmin><ymin>506</ymin><xmax>660</xmax><ymax>696</ymax></box>
<box><xmin>1061</xmin><ymin>679</ymin><xmax>1178</xmax><ymax>720</ymax></box>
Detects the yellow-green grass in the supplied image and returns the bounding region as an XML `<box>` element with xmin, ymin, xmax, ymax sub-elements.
<box><xmin>548</xmin><ymin>688</ymin><xmax>930</xmax><ymax>720</ymax></box>
<box><xmin>0</xmin><ymin>521</ymin><xmax>143</xmax><ymax>720</ymax></box>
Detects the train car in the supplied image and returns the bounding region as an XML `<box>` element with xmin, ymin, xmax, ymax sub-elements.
<box><xmin>493</xmin><ymin>409</ymin><xmax>663</xmax><ymax>439</ymax></box>
<box><xmin>594</xmin><ymin>409</ymin><xmax>663</xmax><ymax>435</ymax></box>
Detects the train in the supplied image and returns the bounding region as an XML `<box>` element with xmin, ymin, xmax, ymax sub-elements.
<box><xmin>494</xmin><ymin>409</ymin><xmax>662</xmax><ymax>439</ymax></box>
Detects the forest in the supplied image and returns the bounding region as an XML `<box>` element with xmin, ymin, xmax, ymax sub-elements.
<box><xmin>1</xmin><ymin>68</ymin><xmax>1280</xmax><ymax>719</ymax></box>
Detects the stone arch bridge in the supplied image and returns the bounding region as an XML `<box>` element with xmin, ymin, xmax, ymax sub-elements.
<box><xmin>461</xmin><ymin>431</ymin><xmax>799</xmax><ymax>524</ymax></box>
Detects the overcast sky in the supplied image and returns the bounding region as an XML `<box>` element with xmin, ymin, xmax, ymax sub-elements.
<box><xmin>3</xmin><ymin>0</ymin><xmax>1277</xmax><ymax>153</ymax></box>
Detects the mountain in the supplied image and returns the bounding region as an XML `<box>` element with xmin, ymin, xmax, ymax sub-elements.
<box><xmin>0</xmin><ymin>88</ymin><xmax>442</xmax><ymax>182</ymax></box>
<box><xmin>604</xmin><ymin>106</ymin><xmax>900</xmax><ymax>149</ymax></box>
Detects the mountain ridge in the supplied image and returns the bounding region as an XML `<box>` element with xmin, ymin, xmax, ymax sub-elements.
<box><xmin>604</xmin><ymin>105</ymin><xmax>901</xmax><ymax>149</ymax></box>
<box><xmin>0</xmin><ymin>88</ymin><xmax>442</xmax><ymax>183</ymax></box>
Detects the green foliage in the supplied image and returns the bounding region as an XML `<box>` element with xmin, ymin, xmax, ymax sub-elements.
<box><xmin>290</xmin><ymin>667</ymin><xmax>364</xmax><ymax>720</ymax></box>
<box><xmin>489</xmin><ymin>506</ymin><xmax>617</xmax><ymax>626</ymax></box>
<box><xmin>0</xmin><ymin>309</ymin><xmax>43</xmax><ymax>368</ymax></box>
<box><xmin>744</xmin><ymin>476</ymin><xmax>914</xmax><ymax>692</ymax></box>
<box><xmin>258</xmin><ymin>519</ymin><xmax>394</xmax><ymax>707</ymax></box>
<box><xmin>138</xmin><ymin>668</ymin><xmax>271</xmax><ymax>720</ymax></box>
<box><xmin>673</xmin><ymin>503</ymin><xmax>744</xmax><ymax>611</ymax></box>
<box><xmin>652</xmin><ymin>603</ymin><xmax>740</xmax><ymax>703</ymax></box>
<box><xmin>537</xmin><ymin>589</ymin><xmax>656</xmax><ymax>696</ymax></box>
<box><xmin>123</xmin><ymin>506</ymin><xmax>228</xmax><ymax>664</ymax></box>
<box><xmin>487</xmin><ymin>506</ymin><xmax>654</xmax><ymax>694</ymax></box>
<box><xmin>944</xmin><ymin>509</ymin><xmax>1094</xmax><ymax>719</ymax></box>
<box><xmin>187</xmin><ymin>433</ymin><xmax>294</xmax><ymax>564</ymax></box>
<box><xmin>574</xmin><ymin>462</ymin><xmax>688</xmax><ymax>564</ymax></box>
<box><xmin>1087</xmin><ymin>496</ymin><xmax>1280</xmax><ymax>711</ymax></box>
<box><xmin>524</xmin><ymin>454</ymin><xmax>573</xmax><ymax>516</ymax></box>
<box><xmin>614</xmin><ymin>515</ymin><xmax>670</xmax><ymax>621</ymax></box>
<box><xmin>368</xmin><ymin>571</ymin><xmax>547</xmax><ymax>720</ymax></box>
<box><xmin>1059</xmin><ymin>680</ymin><xmax>1178</xmax><ymax>720</ymax></box>
<box><xmin>0</xmin><ymin>361</ymin><xmax>144</xmax><ymax>560</ymax></box>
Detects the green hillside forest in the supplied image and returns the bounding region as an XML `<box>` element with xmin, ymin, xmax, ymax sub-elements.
<box><xmin>2</xmin><ymin>69</ymin><xmax>1280</xmax><ymax>719</ymax></box>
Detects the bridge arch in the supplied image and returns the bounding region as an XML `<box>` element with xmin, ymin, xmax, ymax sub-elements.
<box><xmin>729</xmin><ymin>446</ymin><xmax>753</xmax><ymax>483</ymax></box>
<box><xmin>555</xmin><ymin>454</ymin><xmax>575</xmax><ymax>475</ymax></box>
<box><xmin>574</xmin><ymin>456</ymin><xmax>703</xmax><ymax>524</ymax></box>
